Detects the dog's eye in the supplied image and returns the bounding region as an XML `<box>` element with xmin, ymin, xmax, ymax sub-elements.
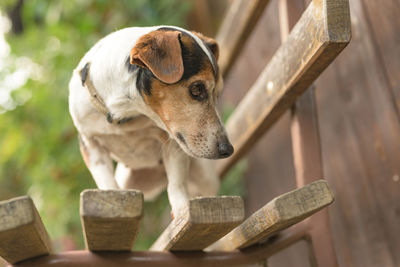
<box><xmin>189</xmin><ymin>82</ymin><xmax>207</xmax><ymax>101</ymax></box>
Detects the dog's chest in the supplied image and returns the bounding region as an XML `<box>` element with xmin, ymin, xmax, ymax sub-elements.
<box><xmin>93</xmin><ymin>126</ymin><xmax>167</xmax><ymax>169</ymax></box>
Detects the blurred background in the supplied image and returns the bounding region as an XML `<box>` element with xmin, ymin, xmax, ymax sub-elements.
<box><xmin>1</xmin><ymin>0</ymin><xmax>400</xmax><ymax>266</ymax></box>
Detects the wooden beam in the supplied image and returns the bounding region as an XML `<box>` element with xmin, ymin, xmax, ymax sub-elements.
<box><xmin>0</xmin><ymin>196</ymin><xmax>52</xmax><ymax>264</ymax></box>
<box><xmin>208</xmin><ymin>180</ymin><xmax>334</xmax><ymax>251</ymax></box>
<box><xmin>5</xmin><ymin>227</ymin><xmax>305</xmax><ymax>267</ymax></box>
<box><xmin>80</xmin><ymin>189</ymin><xmax>143</xmax><ymax>251</ymax></box>
<box><xmin>216</xmin><ymin>0</ymin><xmax>271</xmax><ymax>76</ymax></box>
<box><xmin>150</xmin><ymin>196</ymin><xmax>244</xmax><ymax>251</ymax></box>
<box><xmin>217</xmin><ymin>0</ymin><xmax>351</xmax><ymax>177</ymax></box>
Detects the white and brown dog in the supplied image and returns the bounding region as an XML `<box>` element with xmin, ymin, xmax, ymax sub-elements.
<box><xmin>69</xmin><ymin>26</ymin><xmax>233</xmax><ymax>216</ymax></box>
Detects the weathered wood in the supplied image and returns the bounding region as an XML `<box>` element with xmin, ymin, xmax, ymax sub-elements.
<box><xmin>0</xmin><ymin>196</ymin><xmax>52</xmax><ymax>264</ymax></box>
<box><xmin>313</xmin><ymin>0</ymin><xmax>400</xmax><ymax>264</ymax></box>
<box><xmin>209</xmin><ymin>180</ymin><xmax>334</xmax><ymax>251</ymax></box>
<box><xmin>362</xmin><ymin>0</ymin><xmax>400</xmax><ymax>116</ymax></box>
<box><xmin>282</xmin><ymin>0</ymin><xmax>339</xmax><ymax>266</ymax></box>
<box><xmin>356</xmin><ymin>1</ymin><xmax>400</xmax><ymax>264</ymax></box>
<box><xmin>80</xmin><ymin>189</ymin><xmax>143</xmax><ymax>251</ymax></box>
<box><xmin>150</xmin><ymin>196</ymin><xmax>244</xmax><ymax>251</ymax></box>
<box><xmin>217</xmin><ymin>0</ymin><xmax>351</xmax><ymax>177</ymax></box>
<box><xmin>6</xmin><ymin>226</ymin><xmax>305</xmax><ymax>267</ymax></box>
<box><xmin>291</xmin><ymin>87</ymin><xmax>324</xmax><ymax>187</ymax></box>
<box><xmin>216</xmin><ymin>0</ymin><xmax>271</xmax><ymax>76</ymax></box>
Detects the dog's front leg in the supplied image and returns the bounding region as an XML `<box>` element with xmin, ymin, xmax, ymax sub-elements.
<box><xmin>79</xmin><ymin>134</ymin><xmax>119</xmax><ymax>189</ymax></box>
<box><xmin>162</xmin><ymin>141</ymin><xmax>190</xmax><ymax>217</ymax></box>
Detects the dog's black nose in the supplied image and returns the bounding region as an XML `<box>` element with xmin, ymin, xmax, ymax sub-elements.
<box><xmin>218</xmin><ymin>142</ymin><xmax>234</xmax><ymax>158</ymax></box>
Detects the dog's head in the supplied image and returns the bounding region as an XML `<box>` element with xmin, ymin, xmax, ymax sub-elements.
<box><xmin>128</xmin><ymin>27</ymin><xmax>233</xmax><ymax>159</ymax></box>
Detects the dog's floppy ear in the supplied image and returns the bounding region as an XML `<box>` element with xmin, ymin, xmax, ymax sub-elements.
<box><xmin>191</xmin><ymin>31</ymin><xmax>219</xmax><ymax>60</ymax></box>
<box><xmin>130</xmin><ymin>30</ymin><xmax>184</xmax><ymax>84</ymax></box>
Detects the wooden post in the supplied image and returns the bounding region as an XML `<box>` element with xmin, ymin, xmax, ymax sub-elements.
<box><xmin>0</xmin><ymin>196</ymin><xmax>52</xmax><ymax>264</ymax></box>
<box><xmin>150</xmin><ymin>196</ymin><xmax>244</xmax><ymax>251</ymax></box>
<box><xmin>279</xmin><ymin>0</ymin><xmax>340</xmax><ymax>266</ymax></box>
<box><xmin>208</xmin><ymin>180</ymin><xmax>334</xmax><ymax>251</ymax></box>
<box><xmin>80</xmin><ymin>189</ymin><xmax>143</xmax><ymax>251</ymax></box>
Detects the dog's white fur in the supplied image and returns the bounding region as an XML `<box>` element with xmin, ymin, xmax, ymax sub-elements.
<box><xmin>69</xmin><ymin>26</ymin><xmax>227</xmax><ymax>216</ymax></box>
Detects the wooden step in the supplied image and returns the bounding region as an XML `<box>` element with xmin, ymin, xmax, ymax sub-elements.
<box><xmin>208</xmin><ymin>180</ymin><xmax>334</xmax><ymax>251</ymax></box>
<box><xmin>150</xmin><ymin>196</ymin><xmax>244</xmax><ymax>251</ymax></box>
<box><xmin>0</xmin><ymin>196</ymin><xmax>52</xmax><ymax>264</ymax></box>
<box><xmin>80</xmin><ymin>189</ymin><xmax>143</xmax><ymax>251</ymax></box>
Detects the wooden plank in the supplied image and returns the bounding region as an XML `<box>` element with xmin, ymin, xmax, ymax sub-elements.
<box><xmin>216</xmin><ymin>0</ymin><xmax>271</xmax><ymax>76</ymax></box>
<box><xmin>150</xmin><ymin>196</ymin><xmax>244</xmax><ymax>251</ymax></box>
<box><xmin>313</xmin><ymin>0</ymin><xmax>400</xmax><ymax>264</ymax></box>
<box><xmin>0</xmin><ymin>196</ymin><xmax>52</xmax><ymax>264</ymax></box>
<box><xmin>80</xmin><ymin>189</ymin><xmax>143</xmax><ymax>251</ymax></box>
<box><xmin>208</xmin><ymin>180</ymin><xmax>334</xmax><ymax>251</ymax></box>
<box><xmin>217</xmin><ymin>0</ymin><xmax>351</xmax><ymax>177</ymax></box>
<box><xmin>362</xmin><ymin>0</ymin><xmax>400</xmax><ymax>116</ymax></box>
<box><xmin>353</xmin><ymin>1</ymin><xmax>400</xmax><ymax>265</ymax></box>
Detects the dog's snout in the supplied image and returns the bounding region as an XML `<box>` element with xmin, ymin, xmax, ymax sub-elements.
<box><xmin>217</xmin><ymin>141</ymin><xmax>234</xmax><ymax>158</ymax></box>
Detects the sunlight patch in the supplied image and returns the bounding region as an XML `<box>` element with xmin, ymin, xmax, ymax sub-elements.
<box><xmin>0</xmin><ymin>12</ymin><xmax>43</xmax><ymax>114</ymax></box>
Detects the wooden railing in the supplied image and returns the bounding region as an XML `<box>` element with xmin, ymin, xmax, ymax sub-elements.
<box><xmin>0</xmin><ymin>0</ymin><xmax>350</xmax><ymax>266</ymax></box>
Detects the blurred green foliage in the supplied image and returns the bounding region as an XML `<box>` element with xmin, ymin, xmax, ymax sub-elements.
<box><xmin>0</xmin><ymin>0</ymin><xmax>246</xmax><ymax>251</ymax></box>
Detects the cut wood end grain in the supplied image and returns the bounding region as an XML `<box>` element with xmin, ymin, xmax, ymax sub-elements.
<box><xmin>0</xmin><ymin>196</ymin><xmax>52</xmax><ymax>264</ymax></box>
<box><xmin>272</xmin><ymin>179</ymin><xmax>334</xmax><ymax>221</ymax></box>
<box><xmin>80</xmin><ymin>189</ymin><xmax>143</xmax><ymax>218</ymax></box>
<box><xmin>208</xmin><ymin>180</ymin><xmax>334</xmax><ymax>251</ymax></box>
<box><xmin>150</xmin><ymin>196</ymin><xmax>244</xmax><ymax>251</ymax></box>
<box><xmin>80</xmin><ymin>189</ymin><xmax>144</xmax><ymax>251</ymax></box>
<box><xmin>188</xmin><ymin>196</ymin><xmax>245</xmax><ymax>224</ymax></box>
<box><xmin>0</xmin><ymin>196</ymin><xmax>34</xmax><ymax>231</ymax></box>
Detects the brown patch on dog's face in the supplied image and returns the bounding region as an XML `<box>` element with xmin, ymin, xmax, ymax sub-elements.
<box><xmin>132</xmin><ymin>29</ymin><xmax>232</xmax><ymax>159</ymax></box>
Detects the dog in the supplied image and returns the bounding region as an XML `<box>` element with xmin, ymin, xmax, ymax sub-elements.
<box><xmin>69</xmin><ymin>26</ymin><xmax>233</xmax><ymax>217</ymax></box>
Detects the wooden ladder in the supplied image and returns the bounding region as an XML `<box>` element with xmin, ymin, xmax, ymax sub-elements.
<box><xmin>0</xmin><ymin>0</ymin><xmax>350</xmax><ymax>266</ymax></box>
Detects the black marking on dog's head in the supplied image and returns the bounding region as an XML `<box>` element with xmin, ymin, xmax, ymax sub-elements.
<box><xmin>180</xmin><ymin>35</ymin><xmax>207</xmax><ymax>80</ymax></box>
<box><xmin>125</xmin><ymin>57</ymin><xmax>138</xmax><ymax>73</ymax></box>
<box><xmin>80</xmin><ymin>62</ymin><xmax>90</xmax><ymax>86</ymax></box>
<box><xmin>125</xmin><ymin>57</ymin><xmax>153</xmax><ymax>97</ymax></box>
<box><xmin>136</xmin><ymin>67</ymin><xmax>154</xmax><ymax>96</ymax></box>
